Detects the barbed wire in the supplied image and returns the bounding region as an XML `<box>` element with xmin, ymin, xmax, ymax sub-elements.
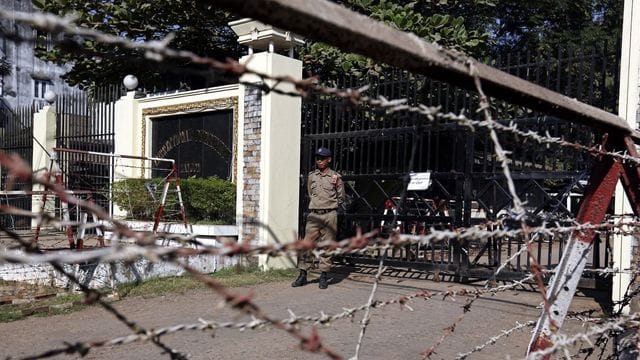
<box><xmin>12</xmin><ymin>260</ymin><xmax>552</xmax><ymax>360</ymax></box>
<box><xmin>3</xmin><ymin>209</ymin><xmax>640</xmax><ymax>271</ymax></box>
<box><xmin>0</xmin><ymin>6</ymin><xmax>637</xmax><ymax>360</ymax></box>
<box><xmin>350</xmin><ymin>254</ymin><xmax>387</xmax><ymax>360</ymax></box>
<box><xmin>0</xmin><ymin>9</ymin><xmax>637</xmax><ymax>169</ymax></box>
<box><xmin>421</xmin><ymin>62</ymin><xmax>540</xmax><ymax>358</ymax></box>
<box><xmin>526</xmin><ymin>313</ymin><xmax>640</xmax><ymax>359</ymax></box>
<box><xmin>1</xmin><ymin>215</ymin><xmax>632</xmax><ymax>358</ymax></box>
<box><xmin>456</xmin><ymin>320</ymin><xmax>537</xmax><ymax>359</ymax></box>
<box><xmin>178</xmin><ymin>261</ymin><xmax>343</xmax><ymax>359</ymax></box>
<box><xmin>1</xmin><ymin>117</ymin><xmax>633</xmax><ymax>359</ymax></box>
<box><xmin>12</xmin><ymin>268</ymin><xmax>545</xmax><ymax>359</ymax></box>
<box><xmin>0</xmin><ymin>219</ymin><xmax>634</xmax><ymax>266</ymax></box>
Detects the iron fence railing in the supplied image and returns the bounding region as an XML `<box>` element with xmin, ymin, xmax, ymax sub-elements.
<box><xmin>0</xmin><ymin>104</ymin><xmax>34</xmax><ymax>230</ymax></box>
<box><xmin>302</xmin><ymin>41</ymin><xmax>618</xmax><ymax>284</ymax></box>
<box><xmin>55</xmin><ymin>84</ymin><xmax>124</xmax><ymax>215</ymax></box>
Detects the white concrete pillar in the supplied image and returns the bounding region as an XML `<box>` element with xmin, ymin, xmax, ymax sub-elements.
<box><xmin>114</xmin><ymin>91</ymin><xmax>141</xmax><ymax>164</ymax></box>
<box><xmin>613</xmin><ymin>0</ymin><xmax>640</xmax><ymax>313</ymax></box>
<box><xmin>112</xmin><ymin>91</ymin><xmax>141</xmax><ymax>217</ymax></box>
<box><xmin>31</xmin><ymin>105</ymin><xmax>56</xmax><ymax>228</ymax></box>
<box><xmin>237</xmin><ymin>52</ymin><xmax>302</xmax><ymax>269</ymax></box>
<box><xmin>230</xmin><ymin>19</ymin><xmax>305</xmax><ymax>269</ymax></box>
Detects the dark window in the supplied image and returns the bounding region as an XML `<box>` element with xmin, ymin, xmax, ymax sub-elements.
<box><xmin>33</xmin><ymin>79</ymin><xmax>52</xmax><ymax>98</ymax></box>
<box><xmin>34</xmin><ymin>30</ymin><xmax>50</xmax><ymax>51</ymax></box>
<box><xmin>151</xmin><ymin>110</ymin><xmax>234</xmax><ymax>179</ymax></box>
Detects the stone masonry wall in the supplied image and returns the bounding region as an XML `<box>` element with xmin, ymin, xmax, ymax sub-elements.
<box><xmin>242</xmin><ymin>87</ymin><xmax>262</xmax><ymax>242</ymax></box>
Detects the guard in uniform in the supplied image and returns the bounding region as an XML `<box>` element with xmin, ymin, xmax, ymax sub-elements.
<box><xmin>292</xmin><ymin>147</ymin><xmax>344</xmax><ymax>289</ymax></box>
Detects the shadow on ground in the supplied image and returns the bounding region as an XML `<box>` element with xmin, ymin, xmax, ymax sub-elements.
<box><xmin>326</xmin><ymin>261</ymin><xmax>613</xmax><ymax>316</ymax></box>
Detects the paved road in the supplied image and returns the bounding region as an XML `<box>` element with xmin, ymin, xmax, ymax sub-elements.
<box><xmin>0</xmin><ymin>267</ymin><xmax>610</xmax><ymax>359</ymax></box>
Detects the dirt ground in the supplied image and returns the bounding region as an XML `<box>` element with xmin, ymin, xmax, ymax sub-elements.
<box><xmin>0</xmin><ymin>265</ymin><xmax>612</xmax><ymax>360</ymax></box>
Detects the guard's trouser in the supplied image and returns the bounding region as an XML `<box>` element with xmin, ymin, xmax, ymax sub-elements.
<box><xmin>298</xmin><ymin>210</ymin><xmax>337</xmax><ymax>272</ymax></box>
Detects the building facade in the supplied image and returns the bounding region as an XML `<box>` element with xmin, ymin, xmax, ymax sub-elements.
<box><xmin>0</xmin><ymin>0</ymin><xmax>74</xmax><ymax>110</ymax></box>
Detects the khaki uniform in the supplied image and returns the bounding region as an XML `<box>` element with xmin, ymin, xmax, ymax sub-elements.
<box><xmin>298</xmin><ymin>168</ymin><xmax>344</xmax><ymax>272</ymax></box>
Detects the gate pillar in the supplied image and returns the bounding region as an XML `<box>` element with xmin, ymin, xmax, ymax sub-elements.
<box><xmin>31</xmin><ymin>105</ymin><xmax>56</xmax><ymax>229</ymax></box>
<box><xmin>231</xmin><ymin>19</ymin><xmax>304</xmax><ymax>269</ymax></box>
<box><xmin>613</xmin><ymin>0</ymin><xmax>640</xmax><ymax>315</ymax></box>
<box><xmin>111</xmin><ymin>90</ymin><xmax>140</xmax><ymax>218</ymax></box>
<box><xmin>114</xmin><ymin>91</ymin><xmax>141</xmax><ymax>178</ymax></box>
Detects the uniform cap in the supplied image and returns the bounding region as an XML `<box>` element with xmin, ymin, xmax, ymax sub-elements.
<box><xmin>315</xmin><ymin>147</ymin><xmax>332</xmax><ymax>157</ymax></box>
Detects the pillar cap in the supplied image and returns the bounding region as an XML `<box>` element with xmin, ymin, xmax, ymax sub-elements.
<box><xmin>229</xmin><ymin>18</ymin><xmax>304</xmax><ymax>52</ymax></box>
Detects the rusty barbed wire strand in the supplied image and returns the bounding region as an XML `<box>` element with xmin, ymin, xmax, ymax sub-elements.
<box><xmin>467</xmin><ymin>60</ymin><xmax>525</xmax><ymax>217</ymax></box>
<box><xmin>6</xmin><ymin>218</ymin><xmax>630</xmax><ymax>360</ymax></box>
<box><xmin>0</xmin><ymin>9</ymin><xmax>638</xmax><ymax>169</ymax></box>
<box><xmin>526</xmin><ymin>313</ymin><xmax>640</xmax><ymax>359</ymax></box>
<box><xmin>2</xmin><ymin>226</ymin><xmax>188</xmax><ymax>360</ymax></box>
<box><xmin>178</xmin><ymin>261</ymin><xmax>344</xmax><ymax>359</ymax></box>
<box><xmin>456</xmin><ymin>320</ymin><xmax>537</xmax><ymax>359</ymax></box>
<box><xmin>469</xmin><ymin>57</ymin><xmax>560</xmax><ymax>333</ymax></box>
<box><xmin>3</xmin><ymin>214</ymin><xmax>639</xmax><ymax>267</ymax></box>
<box><xmin>2</xmin><ymin>220</ymin><xmax>635</xmax><ymax>267</ymax></box>
<box><xmin>419</xmin><ymin>59</ymin><xmax>546</xmax><ymax>358</ymax></box>
<box><xmin>13</xmin><ymin>271</ymin><xmax>545</xmax><ymax>360</ymax></box>
<box><xmin>421</xmin><ymin>301</ymin><xmax>470</xmax><ymax>359</ymax></box>
<box><xmin>6</xmin><ymin>201</ymin><xmax>634</xmax><ymax>252</ymax></box>
<box><xmin>350</xmin><ymin>253</ymin><xmax>387</xmax><ymax>360</ymax></box>
<box><xmin>0</xmin><ymin>8</ymin><xmax>636</xmax><ymax>360</ymax></box>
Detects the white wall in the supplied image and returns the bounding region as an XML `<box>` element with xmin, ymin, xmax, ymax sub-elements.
<box><xmin>613</xmin><ymin>0</ymin><xmax>640</xmax><ymax>313</ymax></box>
<box><xmin>30</xmin><ymin>105</ymin><xmax>56</xmax><ymax>228</ymax></box>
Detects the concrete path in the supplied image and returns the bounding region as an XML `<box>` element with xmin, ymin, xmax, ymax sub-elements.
<box><xmin>0</xmin><ymin>266</ymin><xmax>610</xmax><ymax>359</ymax></box>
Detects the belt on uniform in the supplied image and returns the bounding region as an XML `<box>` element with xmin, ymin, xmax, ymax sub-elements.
<box><xmin>309</xmin><ymin>209</ymin><xmax>336</xmax><ymax>215</ymax></box>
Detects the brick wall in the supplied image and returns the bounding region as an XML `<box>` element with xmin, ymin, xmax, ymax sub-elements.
<box><xmin>242</xmin><ymin>87</ymin><xmax>262</xmax><ymax>242</ymax></box>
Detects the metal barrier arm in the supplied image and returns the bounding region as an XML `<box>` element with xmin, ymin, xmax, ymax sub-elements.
<box><xmin>528</xmin><ymin>133</ymin><xmax>640</xmax><ymax>357</ymax></box>
<box><xmin>620</xmin><ymin>136</ymin><xmax>640</xmax><ymax>215</ymax></box>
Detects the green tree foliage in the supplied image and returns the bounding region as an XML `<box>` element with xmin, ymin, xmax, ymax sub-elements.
<box><xmin>304</xmin><ymin>0</ymin><xmax>622</xmax><ymax>77</ymax></box>
<box><xmin>32</xmin><ymin>0</ymin><xmax>241</xmax><ymax>89</ymax></box>
<box><xmin>302</xmin><ymin>0</ymin><xmax>493</xmax><ymax>77</ymax></box>
<box><xmin>32</xmin><ymin>0</ymin><xmax>493</xmax><ymax>85</ymax></box>
<box><xmin>32</xmin><ymin>0</ymin><xmax>623</xmax><ymax>87</ymax></box>
<box><xmin>468</xmin><ymin>0</ymin><xmax>623</xmax><ymax>53</ymax></box>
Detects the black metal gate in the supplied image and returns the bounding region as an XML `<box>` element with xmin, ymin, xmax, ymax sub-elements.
<box><xmin>301</xmin><ymin>42</ymin><xmax>619</xmax><ymax>283</ymax></box>
<box><xmin>55</xmin><ymin>85</ymin><xmax>124</xmax><ymax>214</ymax></box>
<box><xmin>0</xmin><ymin>102</ymin><xmax>34</xmax><ymax>230</ymax></box>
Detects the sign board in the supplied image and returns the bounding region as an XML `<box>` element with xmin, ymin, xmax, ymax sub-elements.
<box><xmin>407</xmin><ymin>172</ymin><xmax>432</xmax><ymax>191</ymax></box>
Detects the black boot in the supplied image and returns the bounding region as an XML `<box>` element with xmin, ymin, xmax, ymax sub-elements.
<box><xmin>291</xmin><ymin>270</ymin><xmax>308</xmax><ymax>287</ymax></box>
<box><xmin>318</xmin><ymin>272</ymin><xmax>329</xmax><ymax>289</ymax></box>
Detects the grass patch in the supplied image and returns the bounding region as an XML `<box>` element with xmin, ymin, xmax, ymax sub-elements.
<box><xmin>0</xmin><ymin>292</ymin><xmax>86</xmax><ymax>323</ymax></box>
<box><xmin>0</xmin><ymin>265</ymin><xmax>297</xmax><ymax>323</ymax></box>
<box><xmin>117</xmin><ymin>265</ymin><xmax>296</xmax><ymax>298</ymax></box>
<box><xmin>0</xmin><ymin>307</ymin><xmax>24</xmax><ymax>322</ymax></box>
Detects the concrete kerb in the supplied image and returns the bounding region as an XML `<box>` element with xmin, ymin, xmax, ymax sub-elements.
<box><xmin>0</xmin><ymin>222</ymin><xmax>240</xmax><ymax>290</ymax></box>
